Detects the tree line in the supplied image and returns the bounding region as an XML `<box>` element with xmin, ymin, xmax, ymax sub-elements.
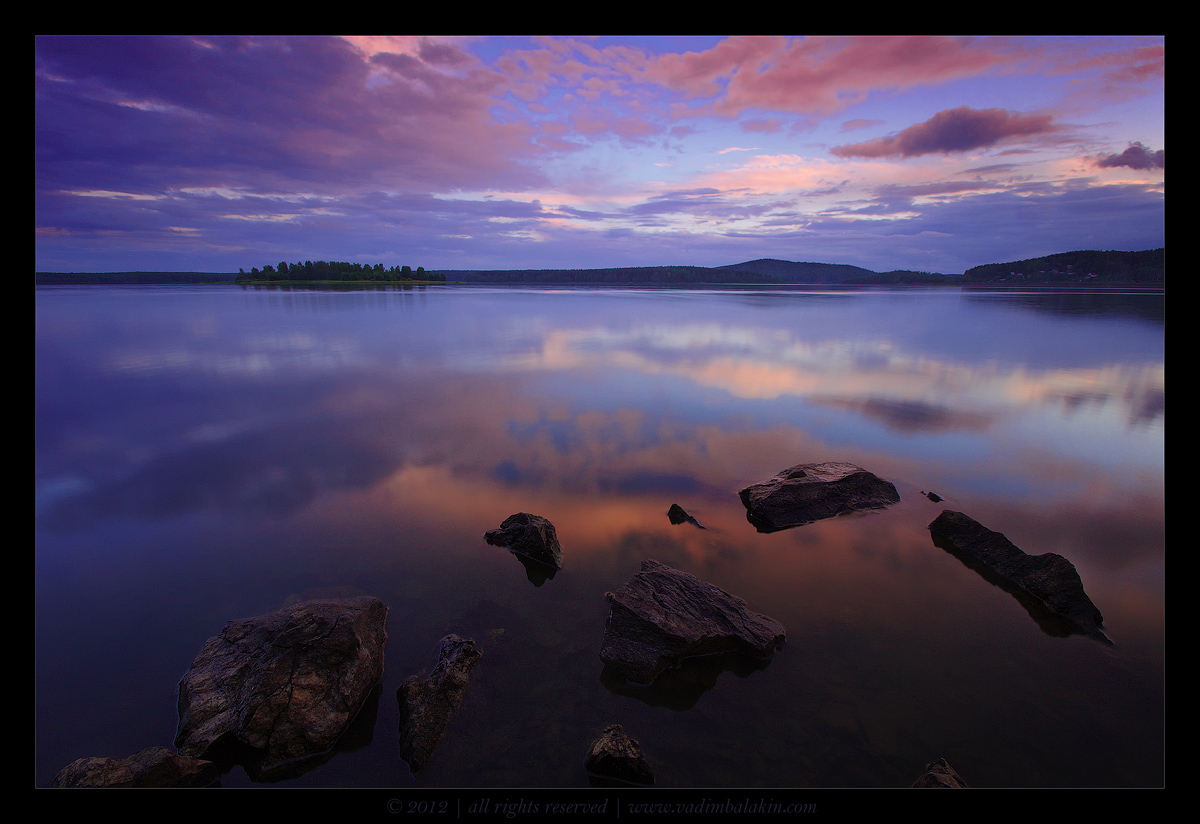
<box><xmin>236</xmin><ymin>260</ymin><xmax>446</xmax><ymax>283</ymax></box>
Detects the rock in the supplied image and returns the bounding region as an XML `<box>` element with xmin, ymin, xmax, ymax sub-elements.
<box><xmin>174</xmin><ymin>596</ymin><xmax>388</xmax><ymax>770</ymax></box>
<box><xmin>584</xmin><ymin>724</ymin><xmax>654</xmax><ymax>785</ymax></box>
<box><xmin>922</xmin><ymin>490</ymin><xmax>944</xmax><ymax>503</ymax></box>
<box><xmin>928</xmin><ymin>510</ymin><xmax>1109</xmax><ymax>643</ymax></box>
<box><xmin>667</xmin><ymin>503</ymin><xmax>706</xmax><ymax>529</ymax></box>
<box><xmin>50</xmin><ymin>746</ymin><xmax>219</xmax><ymax>788</ymax></box>
<box><xmin>397</xmin><ymin>634</ymin><xmax>482</xmax><ymax>772</ymax></box>
<box><xmin>738</xmin><ymin>461</ymin><xmax>900</xmax><ymax>532</ymax></box>
<box><xmin>912</xmin><ymin>757</ymin><xmax>966</xmax><ymax>788</ymax></box>
<box><xmin>485</xmin><ymin>512</ymin><xmax>563</xmax><ymax>570</ymax></box>
<box><xmin>599</xmin><ymin>559</ymin><xmax>785</xmax><ymax>685</ymax></box>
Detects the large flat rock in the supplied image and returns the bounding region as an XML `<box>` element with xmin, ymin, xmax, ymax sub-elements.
<box><xmin>51</xmin><ymin>746</ymin><xmax>219</xmax><ymax>788</ymax></box>
<box><xmin>599</xmin><ymin>559</ymin><xmax>785</xmax><ymax>685</ymax></box>
<box><xmin>928</xmin><ymin>510</ymin><xmax>1108</xmax><ymax>642</ymax></box>
<box><xmin>739</xmin><ymin>461</ymin><xmax>900</xmax><ymax>532</ymax></box>
<box><xmin>174</xmin><ymin>596</ymin><xmax>388</xmax><ymax>770</ymax></box>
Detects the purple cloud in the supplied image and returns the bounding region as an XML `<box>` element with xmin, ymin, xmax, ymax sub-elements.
<box><xmin>1095</xmin><ymin>141</ymin><xmax>1164</xmax><ymax>170</ymax></box>
<box><xmin>831</xmin><ymin>106</ymin><xmax>1057</xmax><ymax>159</ymax></box>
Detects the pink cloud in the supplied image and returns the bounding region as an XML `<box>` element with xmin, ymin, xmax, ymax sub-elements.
<box><xmin>830</xmin><ymin>106</ymin><xmax>1057</xmax><ymax>159</ymax></box>
<box><xmin>640</xmin><ymin>36</ymin><xmax>1015</xmax><ymax>120</ymax></box>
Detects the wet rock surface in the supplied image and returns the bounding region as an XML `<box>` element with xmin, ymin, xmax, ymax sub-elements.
<box><xmin>485</xmin><ymin>512</ymin><xmax>563</xmax><ymax>570</ymax></box>
<box><xmin>739</xmin><ymin>461</ymin><xmax>900</xmax><ymax>532</ymax></box>
<box><xmin>51</xmin><ymin>746</ymin><xmax>219</xmax><ymax>788</ymax></box>
<box><xmin>584</xmin><ymin>724</ymin><xmax>654</xmax><ymax>786</ymax></box>
<box><xmin>600</xmin><ymin>559</ymin><xmax>786</xmax><ymax>685</ymax></box>
<box><xmin>912</xmin><ymin>757</ymin><xmax>967</xmax><ymax>788</ymax></box>
<box><xmin>173</xmin><ymin>596</ymin><xmax>388</xmax><ymax>771</ymax></box>
<box><xmin>928</xmin><ymin>510</ymin><xmax>1109</xmax><ymax>643</ymax></box>
<box><xmin>397</xmin><ymin>634</ymin><xmax>483</xmax><ymax>773</ymax></box>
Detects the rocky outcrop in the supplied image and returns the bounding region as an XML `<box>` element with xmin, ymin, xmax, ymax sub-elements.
<box><xmin>912</xmin><ymin>757</ymin><xmax>966</xmax><ymax>788</ymax></box>
<box><xmin>51</xmin><ymin>746</ymin><xmax>219</xmax><ymax>788</ymax></box>
<box><xmin>485</xmin><ymin>512</ymin><xmax>563</xmax><ymax>570</ymax></box>
<box><xmin>174</xmin><ymin>596</ymin><xmax>388</xmax><ymax>771</ymax></box>
<box><xmin>584</xmin><ymin>724</ymin><xmax>654</xmax><ymax>786</ymax></box>
<box><xmin>397</xmin><ymin>634</ymin><xmax>482</xmax><ymax>773</ymax></box>
<box><xmin>667</xmin><ymin>503</ymin><xmax>706</xmax><ymax>529</ymax></box>
<box><xmin>739</xmin><ymin>462</ymin><xmax>900</xmax><ymax>532</ymax></box>
<box><xmin>928</xmin><ymin>510</ymin><xmax>1109</xmax><ymax>643</ymax></box>
<box><xmin>599</xmin><ymin>559</ymin><xmax>785</xmax><ymax>685</ymax></box>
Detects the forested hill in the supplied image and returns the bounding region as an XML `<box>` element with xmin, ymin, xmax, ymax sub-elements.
<box><xmin>716</xmin><ymin>259</ymin><xmax>876</xmax><ymax>283</ymax></box>
<box><xmin>441</xmin><ymin>265</ymin><xmax>785</xmax><ymax>284</ymax></box>
<box><xmin>961</xmin><ymin>248</ymin><xmax>1164</xmax><ymax>284</ymax></box>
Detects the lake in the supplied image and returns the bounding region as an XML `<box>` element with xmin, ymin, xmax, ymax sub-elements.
<box><xmin>35</xmin><ymin>283</ymin><xmax>1164</xmax><ymax>789</ymax></box>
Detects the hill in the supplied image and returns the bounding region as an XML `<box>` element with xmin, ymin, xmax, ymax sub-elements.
<box><xmin>715</xmin><ymin>259</ymin><xmax>880</xmax><ymax>283</ymax></box>
<box><xmin>961</xmin><ymin>248</ymin><xmax>1163</xmax><ymax>284</ymax></box>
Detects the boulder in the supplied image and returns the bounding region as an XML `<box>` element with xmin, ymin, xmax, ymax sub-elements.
<box><xmin>584</xmin><ymin>724</ymin><xmax>654</xmax><ymax>785</ymax></box>
<box><xmin>600</xmin><ymin>559</ymin><xmax>785</xmax><ymax>685</ymax></box>
<box><xmin>667</xmin><ymin>503</ymin><xmax>706</xmax><ymax>529</ymax></box>
<box><xmin>174</xmin><ymin>596</ymin><xmax>388</xmax><ymax>770</ymax></box>
<box><xmin>912</xmin><ymin>757</ymin><xmax>967</xmax><ymax>788</ymax></box>
<box><xmin>928</xmin><ymin>510</ymin><xmax>1108</xmax><ymax>643</ymax></box>
<box><xmin>397</xmin><ymin>634</ymin><xmax>482</xmax><ymax>773</ymax></box>
<box><xmin>50</xmin><ymin>746</ymin><xmax>219</xmax><ymax>788</ymax></box>
<box><xmin>739</xmin><ymin>462</ymin><xmax>900</xmax><ymax>532</ymax></box>
<box><xmin>485</xmin><ymin>512</ymin><xmax>563</xmax><ymax>570</ymax></box>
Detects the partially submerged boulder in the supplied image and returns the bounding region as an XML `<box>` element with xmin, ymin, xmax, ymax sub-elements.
<box><xmin>174</xmin><ymin>596</ymin><xmax>388</xmax><ymax>771</ymax></box>
<box><xmin>397</xmin><ymin>634</ymin><xmax>482</xmax><ymax>773</ymax></box>
<box><xmin>667</xmin><ymin>503</ymin><xmax>706</xmax><ymax>529</ymax></box>
<box><xmin>739</xmin><ymin>462</ymin><xmax>900</xmax><ymax>532</ymax></box>
<box><xmin>51</xmin><ymin>746</ymin><xmax>219</xmax><ymax>788</ymax></box>
<box><xmin>600</xmin><ymin>559</ymin><xmax>785</xmax><ymax>685</ymax></box>
<box><xmin>485</xmin><ymin>512</ymin><xmax>563</xmax><ymax>570</ymax></box>
<box><xmin>912</xmin><ymin>757</ymin><xmax>966</xmax><ymax>788</ymax></box>
<box><xmin>584</xmin><ymin>724</ymin><xmax>654</xmax><ymax>786</ymax></box>
<box><xmin>928</xmin><ymin>510</ymin><xmax>1108</xmax><ymax>643</ymax></box>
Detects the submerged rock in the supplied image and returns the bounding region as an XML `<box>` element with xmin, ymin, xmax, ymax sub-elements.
<box><xmin>397</xmin><ymin>634</ymin><xmax>482</xmax><ymax>773</ymax></box>
<box><xmin>928</xmin><ymin>510</ymin><xmax>1109</xmax><ymax>643</ymax></box>
<box><xmin>667</xmin><ymin>503</ymin><xmax>706</xmax><ymax>529</ymax></box>
<box><xmin>600</xmin><ymin>559</ymin><xmax>785</xmax><ymax>685</ymax></box>
<box><xmin>51</xmin><ymin>746</ymin><xmax>219</xmax><ymax>788</ymax></box>
<box><xmin>174</xmin><ymin>596</ymin><xmax>388</xmax><ymax>771</ymax></box>
<box><xmin>912</xmin><ymin>757</ymin><xmax>967</xmax><ymax>788</ymax></box>
<box><xmin>584</xmin><ymin>724</ymin><xmax>654</xmax><ymax>786</ymax></box>
<box><xmin>739</xmin><ymin>461</ymin><xmax>900</xmax><ymax>532</ymax></box>
<box><xmin>485</xmin><ymin>512</ymin><xmax>563</xmax><ymax>570</ymax></box>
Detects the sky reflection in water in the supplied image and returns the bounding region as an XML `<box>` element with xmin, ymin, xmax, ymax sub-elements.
<box><xmin>35</xmin><ymin>285</ymin><xmax>1164</xmax><ymax>788</ymax></box>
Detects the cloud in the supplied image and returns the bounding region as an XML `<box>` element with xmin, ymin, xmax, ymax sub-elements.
<box><xmin>831</xmin><ymin>106</ymin><xmax>1057</xmax><ymax>159</ymax></box>
<box><xmin>1095</xmin><ymin>141</ymin><xmax>1164</xmax><ymax>170</ymax></box>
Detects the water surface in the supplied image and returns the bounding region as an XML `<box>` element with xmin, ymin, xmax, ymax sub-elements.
<box><xmin>35</xmin><ymin>284</ymin><xmax>1164</xmax><ymax>788</ymax></box>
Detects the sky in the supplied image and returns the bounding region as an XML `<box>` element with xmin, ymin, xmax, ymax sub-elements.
<box><xmin>34</xmin><ymin>35</ymin><xmax>1165</xmax><ymax>275</ymax></box>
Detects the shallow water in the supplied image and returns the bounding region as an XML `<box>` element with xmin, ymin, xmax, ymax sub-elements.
<box><xmin>35</xmin><ymin>283</ymin><xmax>1164</xmax><ymax>788</ymax></box>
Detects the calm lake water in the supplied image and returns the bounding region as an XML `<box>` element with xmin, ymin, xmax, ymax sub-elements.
<box><xmin>35</xmin><ymin>283</ymin><xmax>1164</xmax><ymax>789</ymax></box>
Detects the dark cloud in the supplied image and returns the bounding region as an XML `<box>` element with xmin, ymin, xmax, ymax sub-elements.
<box><xmin>1095</xmin><ymin>141</ymin><xmax>1164</xmax><ymax>170</ymax></box>
<box><xmin>831</xmin><ymin>106</ymin><xmax>1057</xmax><ymax>159</ymax></box>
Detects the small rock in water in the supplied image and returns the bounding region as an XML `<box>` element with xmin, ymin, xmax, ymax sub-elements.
<box><xmin>485</xmin><ymin>512</ymin><xmax>563</xmax><ymax>569</ymax></box>
<box><xmin>600</xmin><ymin>559</ymin><xmax>785</xmax><ymax>685</ymax></box>
<box><xmin>928</xmin><ymin>510</ymin><xmax>1109</xmax><ymax>643</ymax></box>
<box><xmin>584</xmin><ymin>724</ymin><xmax>654</xmax><ymax>785</ymax></box>
<box><xmin>912</xmin><ymin>757</ymin><xmax>967</xmax><ymax>788</ymax></box>
<box><xmin>922</xmin><ymin>490</ymin><xmax>944</xmax><ymax>503</ymax></box>
<box><xmin>397</xmin><ymin>634</ymin><xmax>483</xmax><ymax>773</ymax></box>
<box><xmin>667</xmin><ymin>503</ymin><xmax>706</xmax><ymax>528</ymax></box>
<box><xmin>739</xmin><ymin>461</ymin><xmax>900</xmax><ymax>532</ymax></box>
<box><xmin>51</xmin><ymin>746</ymin><xmax>219</xmax><ymax>788</ymax></box>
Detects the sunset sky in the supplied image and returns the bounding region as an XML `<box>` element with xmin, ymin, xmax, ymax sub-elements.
<box><xmin>35</xmin><ymin>35</ymin><xmax>1164</xmax><ymax>275</ymax></box>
